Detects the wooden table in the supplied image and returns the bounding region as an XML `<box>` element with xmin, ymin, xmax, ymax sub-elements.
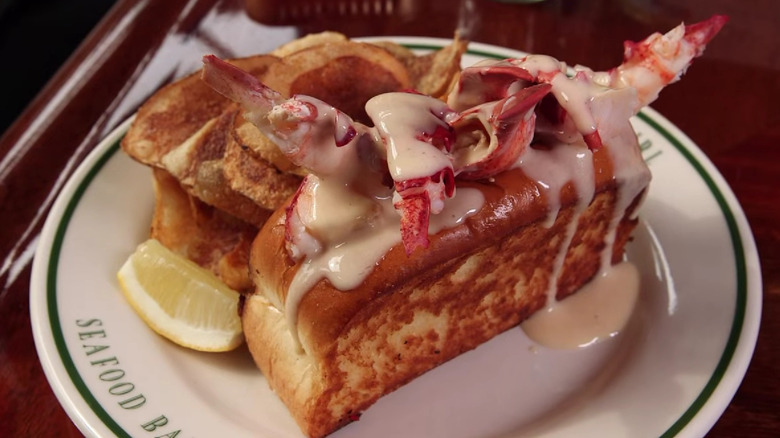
<box><xmin>0</xmin><ymin>0</ymin><xmax>777</xmax><ymax>436</ymax></box>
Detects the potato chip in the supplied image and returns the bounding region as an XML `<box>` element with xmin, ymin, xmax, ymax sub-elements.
<box><xmin>232</xmin><ymin>114</ymin><xmax>305</xmax><ymax>176</ymax></box>
<box><xmin>149</xmin><ymin>168</ymin><xmax>258</xmax><ymax>292</ymax></box>
<box><xmin>374</xmin><ymin>34</ymin><xmax>468</xmax><ymax>99</ymax></box>
<box><xmin>125</xmin><ymin>32</ymin><xmax>470</xmax><ymax>293</ymax></box>
<box><xmin>223</xmin><ymin>131</ymin><xmax>303</xmax><ymax>211</ymax></box>
<box><xmin>122</xmin><ymin>55</ymin><xmax>279</xmax><ymax>167</ymax></box>
<box><xmin>271</xmin><ymin>31</ymin><xmax>348</xmax><ymax>57</ymax></box>
<box><xmin>160</xmin><ymin>109</ymin><xmax>271</xmax><ymax>227</ymax></box>
<box><xmin>262</xmin><ymin>41</ymin><xmax>411</xmax><ymax>123</ymax></box>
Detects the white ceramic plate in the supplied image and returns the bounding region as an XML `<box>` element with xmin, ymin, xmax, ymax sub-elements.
<box><xmin>31</xmin><ymin>39</ymin><xmax>762</xmax><ymax>438</ymax></box>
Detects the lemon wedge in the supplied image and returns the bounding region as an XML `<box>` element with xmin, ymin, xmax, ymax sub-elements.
<box><xmin>117</xmin><ymin>239</ymin><xmax>244</xmax><ymax>352</ymax></box>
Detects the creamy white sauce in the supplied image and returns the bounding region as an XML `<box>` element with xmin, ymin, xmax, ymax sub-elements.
<box><xmin>508</xmin><ymin>66</ymin><xmax>649</xmax><ymax>343</ymax></box>
<box><xmin>514</xmin><ymin>141</ymin><xmax>595</xmax><ymax>309</ymax></box>
<box><xmin>271</xmin><ymin>53</ymin><xmax>651</xmax><ymax>350</ymax></box>
<box><xmin>521</xmin><ymin>262</ymin><xmax>640</xmax><ymax>349</ymax></box>
<box><xmin>365</xmin><ymin>92</ymin><xmax>454</xmax><ymax>181</ymax></box>
<box><xmin>511</xmin><ymin>55</ymin><xmax>564</xmax><ymax>78</ymax></box>
<box><xmin>301</xmin><ymin>176</ymin><xmax>378</xmax><ymax>245</ymax></box>
<box><xmin>285</xmin><ymin>187</ymin><xmax>485</xmax><ymax>348</ymax></box>
<box><xmin>515</xmin><ymin>142</ymin><xmax>594</xmax><ymax>228</ymax></box>
<box><xmin>549</xmin><ymin>73</ymin><xmax>597</xmax><ymax>135</ymax></box>
<box><xmin>429</xmin><ymin>188</ymin><xmax>485</xmax><ymax>233</ymax></box>
<box><xmin>588</xmin><ymin>87</ymin><xmax>651</xmax><ymax>272</ymax></box>
<box><xmin>286</xmin><ymin>201</ymin><xmax>399</xmax><ymax>347</ymax></box>
<box><xmin>544</xmin><ymin>208</ymin><xmax>584</xmax><ymax>309</ymax></box>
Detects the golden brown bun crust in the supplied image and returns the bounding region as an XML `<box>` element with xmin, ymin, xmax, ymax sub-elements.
<box><xmin>252</xmin><ymin>146</ymin><xmax>624</xmax><ymax>358</ymax></box>
<box><xmin>244</xmin><ymin>146</ymin><xmax>647</xmax><ymax>437</ymax></box>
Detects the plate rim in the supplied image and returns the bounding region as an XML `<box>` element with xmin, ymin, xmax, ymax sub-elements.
<box><xmin>30</xmin><ymin>116</ymin><xmax>135</xmax><ymax>438</ymax></box>
<box><xmin>30</xmin><ymin>38</ymin><xmax>762</xmax><ymax>438</ymax></box>
<box><xmin>633</xmin><ymin>108</ymin><xmax>761</xmax><ymax>437</ymax></box>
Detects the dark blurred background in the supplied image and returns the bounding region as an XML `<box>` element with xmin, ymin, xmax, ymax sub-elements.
<box><xmin>0</xmin><ymin>0</ymin><xmax>117</xmax><ymax>137</ymax></box>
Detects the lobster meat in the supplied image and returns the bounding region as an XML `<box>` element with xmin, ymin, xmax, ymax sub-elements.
<box><xmin>201</xmin><ymin>15</ymin><xmax>725</xmax><ymax>258</ymax></box>
<box><xmin>587</xmin><ymin>14</ymin><xmax>728</xmax><ymax>111</ymax></box>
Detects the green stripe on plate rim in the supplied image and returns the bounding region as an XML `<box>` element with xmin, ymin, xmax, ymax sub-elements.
<box><xmin>47</xmin><ymin>137</ymin><xmax>131</xmax><ymax>438</ymax></box>
<box><xmin>44</xmin><ymin>45</ymin><xmax>747</xmax><ymax>438</ymax></box>
<box><xmin>637</xmin><ymin>112</ymin><xmax>746</xmax><ymax>437</ymax></box>
<box><xmin>405</xmin><ymin>43</ymin><xmax>508</xmax><ymax>61</ymax></box>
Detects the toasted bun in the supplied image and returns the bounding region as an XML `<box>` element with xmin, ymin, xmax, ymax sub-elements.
<box><xmin>243</xmin><ymin>146</ymin><xmax>647</xmax><ymax>437</ymax></box>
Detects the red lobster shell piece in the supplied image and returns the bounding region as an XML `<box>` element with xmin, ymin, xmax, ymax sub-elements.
<box><xmin>683</xmin><ymin>15</ymin><xmax>729</xmax><ymax>54</ymax></box>
<box><xmin>392</xmin><ymin>169</ymin><xmax>456</xmax><ymax>255</ymax></box>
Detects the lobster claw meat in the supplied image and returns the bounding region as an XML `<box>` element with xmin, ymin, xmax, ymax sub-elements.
<box><xmin>394</xmin><ymin>193</ymin><xmax>430</xmax><ymax>255</ymax></box>
<box><xmin>452</xmin><ymin>83</ymin><xmax>552</xmax><ymax>180</ymax></box>
<box><xmin>365</xmin><ymin>92</ymin><xmax>459</xmax><ymax>254</ymax></box>
<box><xmin>449</xmin><ymin>56</ymin><xmax>605</xmax><ymax>153</ymax></box>
<box><xmin>590</xmin><ymin>14</ymin><xmax>728</xmax><ymax>111</ymax></box>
